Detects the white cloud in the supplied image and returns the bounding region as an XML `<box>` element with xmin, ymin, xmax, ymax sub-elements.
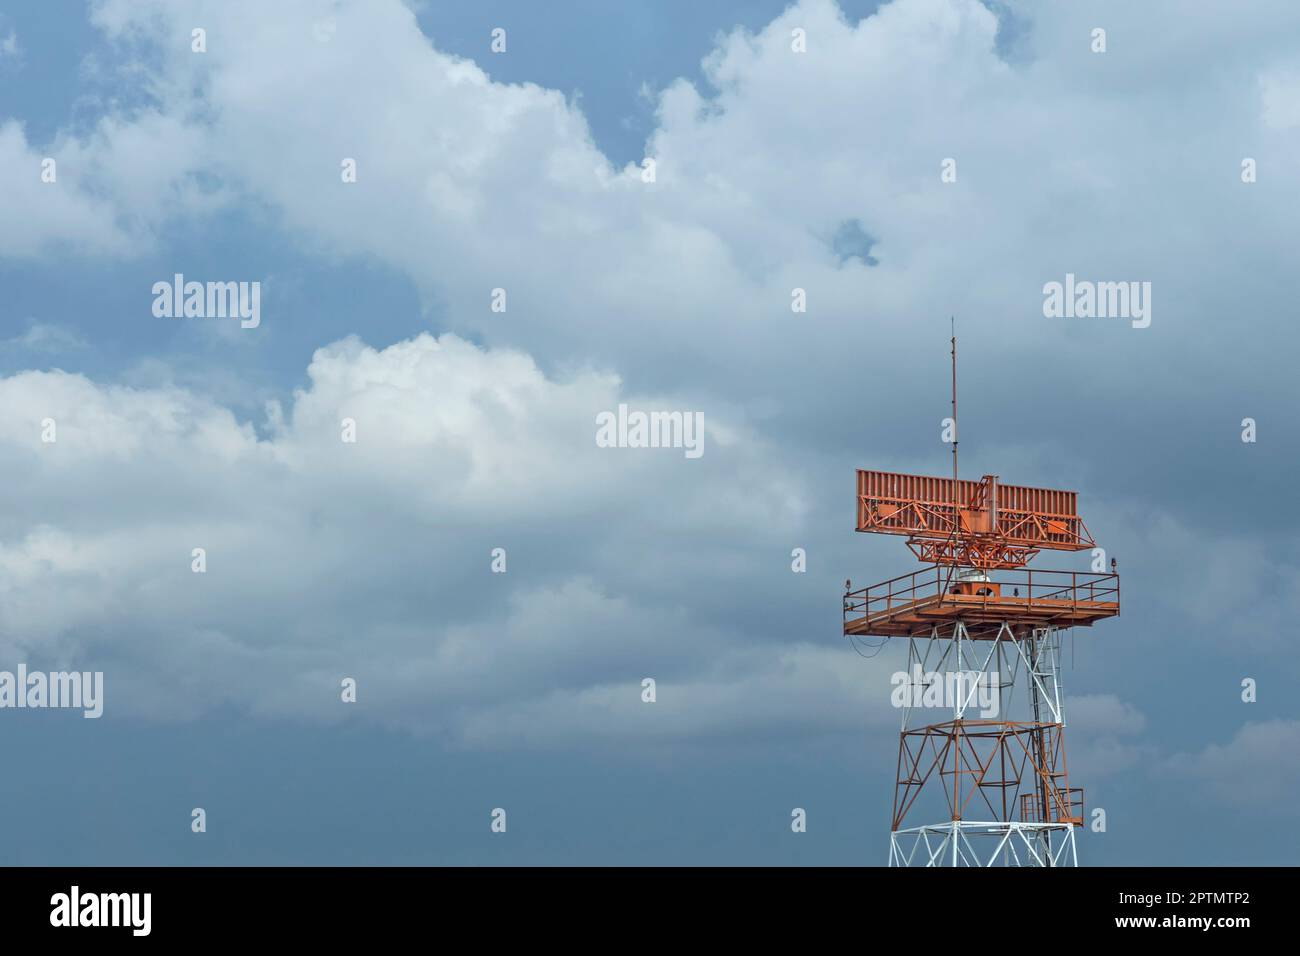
<box><xmin>1</xmin><ymin>322</ymin><xmax>90</xmax><ymax>353</ymax></box>
<box><xmin>0</xmin><ymin>29</ymin><xmax>19</xmax><ymax>63</ymax></box>
<box><xmin>1259</xmin><ymin>66</ymin><xmax>1300</xmax><ymax>130</ymax></box>
<box><xmin>0</xmin><ymin>121</ymin><xmax>130</xmax><ymax>257</ymax></box>
<box><xmin>0</xmin><ymin>332</ymin><xmax>824</xmax><ymax>739</ymax></box>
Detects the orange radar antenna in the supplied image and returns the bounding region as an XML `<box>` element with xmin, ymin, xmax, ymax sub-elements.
<box><xmin>852</xmin><ymin>326</ymin><xmax>1098</xmax><ymax>571</ymax></box>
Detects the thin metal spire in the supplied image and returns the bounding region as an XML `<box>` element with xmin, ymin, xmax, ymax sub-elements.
<box><xmin>950</xmin><ymin>316</ymin><xmax>958</xmax><ymax>486</ymax></box>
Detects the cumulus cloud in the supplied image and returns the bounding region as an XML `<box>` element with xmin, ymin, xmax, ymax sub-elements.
<box><xmin>0</xmin><ymin>332</ymin><xmax>843</xmax><ymax>741</ymax></box>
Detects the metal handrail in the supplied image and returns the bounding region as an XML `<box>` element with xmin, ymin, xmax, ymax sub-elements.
<box><xmin>1019</xmin><ymin>787</ymin><xmax>1084</xmax><ymax>825</ymax></box>
<box><xmin>845</xmin><ymin>569</ymin><xmax>1120</xmax><ymax>623</ymax></box>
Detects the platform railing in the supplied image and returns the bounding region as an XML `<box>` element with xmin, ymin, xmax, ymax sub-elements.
<box><xmin>1019</xmin><ymin>787</ymin><xmax>1084</xmax><ymax>826</ymax></box>
<box><xmin>844</xmin><ymin>568</ymin><xmax>1120</xmax><ymax>625</ymax></box>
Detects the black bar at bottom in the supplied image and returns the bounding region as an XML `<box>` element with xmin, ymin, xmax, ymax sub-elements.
<box><xmin>0</xmin><ymin>866</ymin><xmax>1281</xmax><ymax>942</ymax></box>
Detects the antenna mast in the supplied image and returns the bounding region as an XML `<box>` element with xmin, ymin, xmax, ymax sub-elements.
<box><xmin>950</xmin><ymin>317</ymin><xmax>958</xmax><ymax>486</ymax></box>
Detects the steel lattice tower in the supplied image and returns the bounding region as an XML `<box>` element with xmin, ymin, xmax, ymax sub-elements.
<box><xmin>843</xmin><ymin>334</ymin><xmax>1120</xmax><ymax>866</ymax></box>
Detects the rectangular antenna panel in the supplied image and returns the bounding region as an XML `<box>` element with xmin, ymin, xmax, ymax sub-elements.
<box><xmin>856</xmin><ymin>469</ymin><xmax>1091</xmax><ymax>551</ymax></box>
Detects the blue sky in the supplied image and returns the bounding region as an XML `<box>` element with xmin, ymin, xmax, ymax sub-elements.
<box><xmin>0</xmin><ymin>0</ymin><xmax>1298</xmax><ymax>865</ymax></box>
